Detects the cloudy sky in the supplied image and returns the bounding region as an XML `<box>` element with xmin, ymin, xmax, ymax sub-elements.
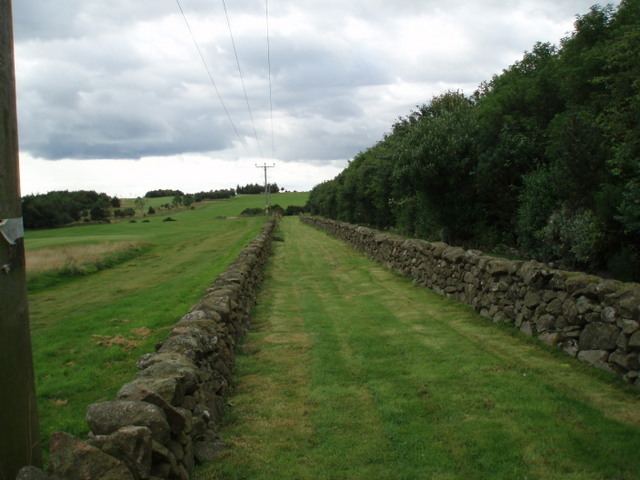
<box><xmin>13</xmin><ymin>0</ymin><xmax>617</xmax><ymax>197</ymax></box>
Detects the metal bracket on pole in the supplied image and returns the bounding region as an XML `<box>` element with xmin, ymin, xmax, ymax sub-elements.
<box><xmin>0</xmin><ymin>217</ymin><xmax>24</xmax><ymax>245</ymax></box>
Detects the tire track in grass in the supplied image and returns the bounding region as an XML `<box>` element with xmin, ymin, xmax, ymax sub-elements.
<box><xmin>309</xmin><ymin>231</ymin><xmax>532</xmax><ymax>479</ymax></box>
<box><xmin>299</xmin><ymin>247</ymin><xmax>397</xmax><ymax>479</ymax></box>
<box><xmin>315</xmin><ymin>223</ymin><xmax>640</xmax><ymax>479</ymax></box>
<box><xmin>197</xmin><ymin>225</ymin><xmax>317</xmax><ymax>479</ymax></box>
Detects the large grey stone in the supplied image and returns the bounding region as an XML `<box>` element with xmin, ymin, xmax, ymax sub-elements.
<box><xmin>128</xmin><ymin>390</ymin><xmax>189</xmax><ymax>435</ymax></box>
<box><xmin>539</xmin><ymin>332</ymin><xmax>560</xmax><ymax>347</ymax></box>
<box><xmin>442</xmin><ymin>246</ymin><xmax>466</xmax><ymax>263</ymax></box>
<box><xmin>16</xmin><ymin>466</ymin><xmax>50</xmax><ymax>480</ymax></box>
<box><xmin>546</xmin><ymin>298</ymin><xmax>563</xmax><ymax>315</ymax></box>
<box><xmin>193</xmin><ymin>438</ymin><xmax>226</xmax><ymax>464</ymax></box>
<box><xmin>601</xmin><ymin>306</ymin><xmax>616</xmax><ymax>323</ymax></box>
<box><xmin>151</xmin><ymin>441</ymin><xmax>179</xmax><ymax>477</ymax></box>
<box><xmin>534</xmin><ymin>314</ymin><xmax>555</xmax><ymax>333</ymax></box>
<box><xmin>87</xmin><ymin>401</ymin><xmax>170</xmax><ymax>444</ymax></box>
<box><xmin>629</xmin><ymin>331</ymin><xmax>640</xmax><ymax>349</ymax></box>
<box><xmin>88</xmin><ymin>426</ymin><xmax>152</xmax><ymax>480</ymax></box>
<box><xmin>49</xmin><ymin>432</ymin><xmax>135</xmax><ymax>480</ymax></box>
<box><xmin>524</xmin><ymin>291</ymin><xmax>541</xmax><ymax>308</ymax></box>
<box><xmin>577</xmin><ymin>350</ymin><xmax>613</xmax><ymax>372</ymax></box>
<box><xmin>562</xmin><ymin>299</ymin><xmax>579</xmax><ymax>323</ymax></box>
<box><xmin>617</xmin><ymin>289</ymin><xmax>640</xmax><ymax>318</ymax></box>
<box><xmin>617</xmin><ymin>332</ymin><xmax>629</xmax><ymax>350</ymax></box>
<box><xmin>118</xmin><ymin>376</ymin><xmax>184</xmax><ymax>407</ymax></box>
<box><xmin>520</xmin><ymin>321</ymin><xmax>534</xmax><ymax>337</ymax></box>
<box><xmin>620</xmin><ymin>319</ymin><xmax>639</xmax><ymax>335</ymax></box>
<box><xmin>576</xmin><ymin>296</ymin><xmax>594</xmax><ymax>315</ymax></box>
<box><xmin>609</xmin><ymin>351</ymin><xmax>640</xmax><ymax>371</ymax></box>
<box><xmin>518</xmin><ymin>262</ymin><xmax>548</xmax><ymax>287</ymax></box>
<box><xmin>578</xmin><ymin>323</ymin><xmax>620</xmax><ymax>351</ymax></box>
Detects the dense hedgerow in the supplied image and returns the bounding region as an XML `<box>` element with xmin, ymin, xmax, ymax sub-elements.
<box><xmin>307</xmin><ymin>0</ymin><xmax>640</xmax><ymax>281</ymax></box>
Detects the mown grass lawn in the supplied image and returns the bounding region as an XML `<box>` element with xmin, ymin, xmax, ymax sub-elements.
<box><xmin>26</xmin><ymin>193</ymin><xmax>308</xmax><ymax>448</ymax></box>
<box><xmin>198</xmin><ymin>217</ymin><xmax>640</xmax><ymax>480</ymax></box>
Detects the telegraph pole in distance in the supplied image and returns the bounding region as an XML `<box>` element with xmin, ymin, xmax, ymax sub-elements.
<box><xmin>255</xmin><ymin>163</ymin><xmax>275</xmax><ymax>213</ymax></box>
<box><xmin>0</xmin><ymin>0</ymin><xmax>42</xmax><ymax>477</ymax></box>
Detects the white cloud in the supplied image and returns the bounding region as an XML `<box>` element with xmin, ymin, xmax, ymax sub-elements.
<box><xmin>12</xmin><ymin>0</ymin><xmax>619</xmax><ymax>196</ymax></box>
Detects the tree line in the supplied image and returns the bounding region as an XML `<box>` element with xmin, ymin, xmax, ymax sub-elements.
<box><xmin>236</xmin><ymin>183</ymin><xmax>280</xmax><ymax>194</ymax></box>
<box><xmin>144</xmin><ymin>189</ymin><xmax>184</xmax><ymax>198</ymax></box>
<box><xmin>307</xmin><ymin>1</ymin><xmax>640</xmax><ymax>281</ymax></box>
<box><xmin>22</xmin><ymin>191</ymin><xmax>117</xmax><ymax>228</ymax></box>
<box><xmin>22</xmin><ymin>183</ymin><xmax>282</xmax><ymax>229</ymax></box>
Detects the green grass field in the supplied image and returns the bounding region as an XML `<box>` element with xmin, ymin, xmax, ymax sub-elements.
<box><xmin>25</xmin><ymin>193</ymin><xmax>308</xmax><ymax>447</ymax></box>
<box><xmin>197</xmin><ymin>217</ymin><xmax>640</xmax><ymax>480</ymax></box>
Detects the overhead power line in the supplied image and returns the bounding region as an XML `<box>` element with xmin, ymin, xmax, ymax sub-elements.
<box><xmin>221</xmin><ymin>0</ymin><xmax>264</xmax><ymax>158</ymax></box>
<box><xmin>174</xmin><ymin>0</ymin><xmax>243</xmax><ymax>144</ymax></box>
<box><xmin>265</xmin><ymin>0</ymin><xmax>275</xmax><ymax>158</ymax></box>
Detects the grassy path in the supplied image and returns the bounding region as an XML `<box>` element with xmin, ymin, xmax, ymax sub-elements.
<box><xmin>198</xmin><ymin>217</ymin><xmax>640</xmax><ymax>480</ymax></box>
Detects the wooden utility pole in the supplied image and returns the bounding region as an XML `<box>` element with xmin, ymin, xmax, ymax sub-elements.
<box><xmin>255</xmin><ymin>162</ymin><xmax>275</xmax><ymax>213</ymax></box>
<box><xmin>0</xmin><ymin>0</ymin><xmax>42</xmax><ymax>477</ymax></box>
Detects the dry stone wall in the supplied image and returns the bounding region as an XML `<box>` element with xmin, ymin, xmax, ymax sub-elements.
<box><xmin>301</xmin><ymin>216</ymin><xmax>640</xmax><ymax>385</ymax></box>
<box><xmin>18</xmin><ymin>219</ymin><xmax>277</xmax><ymax>480</ymax></box>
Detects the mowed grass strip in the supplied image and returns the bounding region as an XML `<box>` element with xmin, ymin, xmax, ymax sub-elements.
<box><xmin>27</xmin><ymin>193</ymin><xmax>308</xmax><ymax>448</ymax></box>
<box><xmin>198</xmin><ymin>217</ymin><xmax>640</xmax><ymax>480</ymax></box>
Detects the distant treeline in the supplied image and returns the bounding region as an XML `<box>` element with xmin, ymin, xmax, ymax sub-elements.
<box><xmin>145</xmin><ymin>189</ymin><xmax>184</xmax><ymax>198</ymax></box>
<box><xmin>160</xmin><ymin>189</ymin><xmax>236</xmax><ymax>209</ymax></box>
<box><xmin>307</xmin><ymin>1</ymin><xmax>640</xmax><ymax>281</ymax></box>
<box><xmin>236</xmin><ymin>183</ymin><xmax>280</xmax><ymax>194</ymax></box>
<box><xmin>192</xmin><ymin>189</ymin><xmax>235</xmax><ymax>201</ymax></box>
<box><xmin>240</xmin><ymin>204</ymin><xmax>307</xmax><ymax>217</ymax></box>
<box><xmin>23</xmin><ymin>184</ymin><xmax>276</xmax><ymax>229</ymax></box>
<box><xmin>22</xmin><ymin>190</ymin><xmax>116</xmax><ymax>228</ymax></box>
<box><xmin>144</xmin><ymin>185</ymin><xmax>280</xmax><ymax>198</ymax></box>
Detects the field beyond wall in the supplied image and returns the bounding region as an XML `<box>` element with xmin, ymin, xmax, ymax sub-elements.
<box><xmin>25</xmin><ymin>193</ymin><xmax>308</xmax><ymax>447</ymax></box>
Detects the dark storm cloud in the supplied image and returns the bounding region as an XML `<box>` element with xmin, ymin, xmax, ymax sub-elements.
<box><xmin>12</xmin><ymin>0</ymin><xmax>618</xmax><ymax>163</ymax></box>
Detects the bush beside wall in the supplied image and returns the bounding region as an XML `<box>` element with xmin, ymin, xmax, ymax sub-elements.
<box><xmin>301</xmin><ymin>216</ymin><xmax>640</xmax><ymax>385</ymax></box>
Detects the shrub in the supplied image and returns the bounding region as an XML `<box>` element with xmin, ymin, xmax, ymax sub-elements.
<box><xmin>284</xmin><ymin>205</ymin><xmax>306</xmax><ymax>216</ymax></box>
<box><xmin>271</xmin><ymin>204</ymin><xmax>285</xmax><ymax>216</ymax></box>
<box><xmin>240</xmin><ymin>208</ymin><xmax>265</xmax><ymax>217</ymax></box>
<box><xmin>145</xmin><ymin>189</ymin><xmax>184</xmax><ymax>198</ymax></box>
<box><xmin>537</xmin><ymin>208</ymin><xmax>604</xmax><ymax>267</ymax></box>
<box><xmin>90</xmin><ymin>205</ymin><xmax>110</xmax><ymax>221</ymax></box>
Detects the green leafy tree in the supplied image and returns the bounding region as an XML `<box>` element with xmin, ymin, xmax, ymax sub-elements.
<box><xmin>306</xmin><ymin>0</ymin><xmax>640</xmax><ymax>280</ymax></box>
